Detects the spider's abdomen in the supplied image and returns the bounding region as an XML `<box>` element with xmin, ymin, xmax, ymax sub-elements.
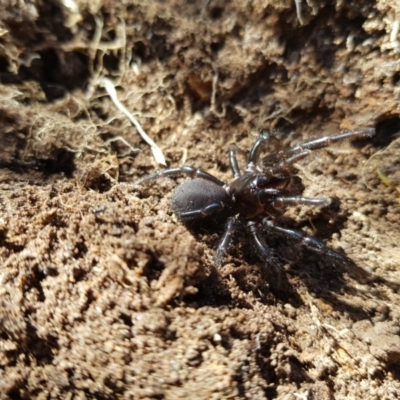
<box><xmin>171</xmin><ymin>178</ymin><xmax>231</xmax><ymax>221</ymax></box>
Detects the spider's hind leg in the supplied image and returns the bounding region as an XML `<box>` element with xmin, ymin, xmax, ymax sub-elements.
<box><xmin>247</xmin><ymin>221</ymin><xmax>283</xmax><ymax>269</ymax></box>
<box><xmin>261</xmin><ymin>218</ymin><xmax>348</xmax><ymax>264</ymax></box>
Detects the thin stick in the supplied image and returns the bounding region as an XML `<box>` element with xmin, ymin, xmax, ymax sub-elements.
<box><xmin>101</xmin><ymin>77</ymin><xmax>167</xmax><ymax>166</ymax></box>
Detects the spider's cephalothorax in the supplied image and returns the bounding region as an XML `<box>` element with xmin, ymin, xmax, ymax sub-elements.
<box><xmin>134</xmin><ymin>128</ymin><xmax>375</xmax><ymax>267</ymax></box>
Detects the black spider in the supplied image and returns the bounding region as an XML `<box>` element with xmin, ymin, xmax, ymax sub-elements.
<box><xmin>134</xmin><ymin>128</ymin><xmax>375</xmax><ymax>267</ymax></box>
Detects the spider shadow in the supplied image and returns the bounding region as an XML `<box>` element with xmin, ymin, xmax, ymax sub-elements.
<box><xmin>182</xmin><ymin>206</ymin><xmax>398</xmax><ymax>321</ymax></box>
<box><xmin>180</xmin><ymin>214</ymin><xmax>309</xmax><ymax>308</ymax></box>
<box><xmin>238</xmin><ymin>222</ymin><xmax>399</xmax><ymax>321</ymax></box>
<box><xmin>278</xmin><ymin>247</ymin><xmax>400</xmax><ymax>320</ymax></box>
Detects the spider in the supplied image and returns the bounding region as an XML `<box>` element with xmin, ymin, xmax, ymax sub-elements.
<box><xmin>134</xmin><ymin>128</ymin><xmax>375</xmax><ymax>267</ymax></box>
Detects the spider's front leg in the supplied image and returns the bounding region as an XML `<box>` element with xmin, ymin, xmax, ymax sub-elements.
<box><xmin>256</xmin><ymin>188</ymin><xmax>332</xmax><ymax>209</ymax></box>
<box><xmin>287</xmin><ymin>127</ymin><xmax>376</xmax><ymax>155</ymax></box>
<box><xmin>271</xmin><ymin>196</ymin><xmax>331</xmax><ymax>208</ymax></box>
<box><xmin>259</xmin><ymin>127</ymin><xmax>375</xmax><ymax>176</ymax></box>
<box><xmin>261</xmin><ymin>218</ymin><xmax>348</xmax><ymax>264</ymax></box>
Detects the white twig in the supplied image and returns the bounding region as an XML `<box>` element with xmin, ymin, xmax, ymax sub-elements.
<box><xmin>255</xmin><ymin>333</ymin><xmax>262</xmax><ymax>351</ymax></box>
<box><xmin>294</xmin><ymin>390</ymin><xmax>309</xmax><ymax>400</ymax></box>
<box><xmin>390</xmin><ymin>20</ymin><xmax>399</xmax><ymax>43</ymax></box>
<box><xmin>101</xmin><ymin>77</ymin><xmax>166</xmax><ymax>166</ymax></box>
<box><xmin>295</xmin><ymin>0</ymin><xmax>304</xmax><ymax>25</ymax></box>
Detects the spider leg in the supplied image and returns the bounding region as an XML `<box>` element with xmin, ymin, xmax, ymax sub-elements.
<box><xmin>247</xmin><ymin>130</ymin><xmax>284</xmax><ymax>168</ymax></box>
<box><xmin>229</xmin><ymin>146</ymin><xmax>242</xmax><ymax>178</ymax></box>
<box><xmin>215</xmin><ymin>216</ymin><xmax>237</xmax><ymax>266</ymax></box>
<box><xmin>258</xmin><ymin>128</ymin><xmax>375</xmax><ymax>176</ymax></box>
<box><xmin>247</xmin><ymin>221</ymin><xmax>283</xmax><ymax>268</ymax></box>
<box><xmin>260</xmin><ymin>150</ymin><xmax>311</xmax><ymax>177</ymax></box>
<box><xmin>133</xmin><ymin>165</ymin><xmax>225</xmax><ymax>186</ymax></box>
<box><xmin>272</xmin><ymin>196</ymin><xmax>331</xmax><ymax>208</ymax></box>
<box><xmin>256</xmin><ymin>189</ymin><xmax>331</xmax><ymax>209</ymax></box>
<box><xmin>286</xmin><ymin>128</ymin><xmax>375</xmax><ymax>155</ymax></box>
<box><xmin>176</xmin><ymin>201</ymin><xmax>225</xmax><ymax>220</ymax></box>
<box><xmin>261</xmin><ymin>218</ymin><xmax>348</xmax><ymax>263</ymax></box>
<box><xmin>248</xmin><ymin>131</ymin><xmax>271</xmax><ymax>164</ymax></box>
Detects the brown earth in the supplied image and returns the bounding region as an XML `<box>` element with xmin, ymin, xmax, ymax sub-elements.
<box><xmin>0</xmin><ymin>1</ymin><xmax>400</xmax><ymax>399</ymax></box>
